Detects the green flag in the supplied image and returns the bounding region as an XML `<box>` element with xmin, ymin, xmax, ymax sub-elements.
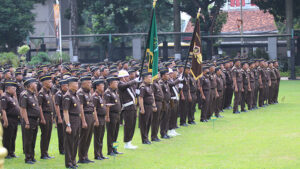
<box><xmin>146</xmin><ymin>4</ymin><xmax>159</xmax><ymax>80</ymax></box>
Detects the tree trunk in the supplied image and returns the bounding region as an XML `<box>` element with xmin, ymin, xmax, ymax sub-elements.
<box><xmin>70</xmin><ymin>0</ymin><xmax>79</xmax><ymax>58</ymax></box>
<box><xmin>173</xmin><ymin>0</ymin><xmax>181</xmax><ymax>60</ymax></box>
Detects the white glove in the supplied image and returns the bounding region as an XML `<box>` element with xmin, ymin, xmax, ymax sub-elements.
<box><xmin>134</xmin><ymin>77</ymin><xmax>142</xmax><ymax>83</ymax></box>
<box><xmin>178</xmin><ymin>83</ymin><xmax>183</xmax><ymax>89</ymax></box>
<box><xmin>135</xmin><ymin>89</ymin><xmax>140</xmax><ymax>95</ymax></box>
<box><xmin>178</xmin><ymin>75</ymin><xmax>184</xmax><ymax>81</ymax></box>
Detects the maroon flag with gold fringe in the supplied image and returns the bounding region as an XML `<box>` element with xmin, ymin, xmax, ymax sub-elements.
<box><xmin>189</xmin><ymin>9</ymin><xmax>203</xmax><ymax>80</ymax></box>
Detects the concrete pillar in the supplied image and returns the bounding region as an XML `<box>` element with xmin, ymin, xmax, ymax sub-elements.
<box><xmin>268</xmin><ymin>37</ymin><xmax>277</xmax><ymax>60</ymax></box>
<box><xmin>132</xmin><ymin>38</ymin><xmax>142</xmax><ymax>60</ymax></box>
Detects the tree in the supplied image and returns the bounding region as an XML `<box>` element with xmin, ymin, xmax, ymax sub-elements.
<box><xmin>167</xmin><ymin>0</ymin><xmax>227</xmax><ymax>58</ymax></box>
<box><xmin>252</xmin><ymin>0</ymin><xmax>300</xmax><ymax>22</ymax></box>
<box><xmin>0</xmin><ymin>0</ymin><xmax>45</xmax><ymax>52</ymax></box>
<box><xmin>78</xmin><ymin>0</ymin><xmax>173</xmax><ymax>61</ymax></box>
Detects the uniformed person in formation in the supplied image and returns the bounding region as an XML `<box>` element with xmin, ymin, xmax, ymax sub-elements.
<box><xmin>258</xmin><ymin>59</ymin><xmax>266</xmax><ymax>107</ymax></box>
<box><xmin>92</xmin><ymin>79</ymin><xmax>109</xmax><ymax>160</ymax></box>
<box><xmin>179</xmin><ymin>65</ymin><xmax>191</xmax><ymax>126</ymax></box>
<box><xmin>168</xmin><ymin>67</ymin><xmax>181</xmax><ymax>136</ymax></box>
<box><xmin>77</xmin><ymin>75</ymin><xmax>95</xmax><ymax>164</ymax></box>
<box><xmin>198</xmin><ymin>66</ymin><xmax>211</xmax><ymax>122</ymax></box>
<box><xmin>151</xmin><ymin>73</ymin><xmax>163</xmax><ymax>142</ymax></box>
<box><xmin>139</xmin><ymin>72</ymin><xmax>156</xmax><ymax>144</ymax></box>
<box><xmin>215</xmin><ymin>66</ymin><xmax>224</xmax><ymax>117</ymax></box>
<box><xmin>241</xmin><ymin>62</ymin><xmax>251</xmax><ymax>112</ymax></box>
<box><xmin>1</xmin><ymin>80</ymin><xmax>19</xmax><ymax>159</ymax></box>
<box><xmin>62</xmin><ymin>77</ymin><xmax>81</xmax><ymax>168</ymax></box>
<box><xmin>232</xmin><ymin>58</ymin><xmax>243</xmax><ymax>114</ymax></box>
<box><xmin>104</xmin><ymin>75</ymin><xmax>123</xmax><ymax>155</ymax></box>
<box><xmin>118</xmin><ymin>69</ymin><xmax>139</xmax><ymax>149</ymax></box>
<box><xmin>38</xmin><ymin>74</ymin><xmax>55</xmax><ymax>159</ymax></box>
<box><xmin>19</xmin><ymin>77</ymin><xmax>40</xmax><ymax>164</ymax></box>
<box><xmin>54</xmin><ymin>79</ymin><xmax>68</xmax><ymax>155</ymax></box>
<box><xmin>208</xmin><ymin>64</ymin><xmax>219</xmax><ymax>118</ymax></box>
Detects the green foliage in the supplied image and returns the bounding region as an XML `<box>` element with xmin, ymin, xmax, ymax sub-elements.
<box><xmin>248</xmin><ymin>48</ymin><xmax>270</xmax><ymax>60</ymax></box>
<box><xmin>0</xmin><ymin>52</ymin><xmax>20</xmax><ymax>67</ymax></box>
<box><xmin>174</xmin><ymin>0</ymin><xmax>227</xmax><ymax>34</ymax></box>
<box><xmin>253</xmin><ymin>0</ymin><xmax>300</xmax><ymax>22</ymax></box>
<box><xmin>28</xmin><ymin>52</ymin><xmax>51</xmax><ymax>66</ymax></box>
<box><xmin>17</xmin><ymin>45</ymin><xmax>30</xmax><ymax>55</ymax></box>
<box><xmin>50</xmin><ymin>52</ymin><xmax>70</xmax><ymax>64</ymax></box>
<box><xmin>28</xmin><ymin>52</ymin><xmax>70</xmax><ymax>66</ymax></box>
<box><xmin>280</xmin><ymin>66</ymin><xmax>300</xmax><ymax>77</ymax></box>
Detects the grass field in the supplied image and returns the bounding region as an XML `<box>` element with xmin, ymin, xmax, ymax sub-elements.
<box><xmin>5</xmin><ymin>80</ymin><xmax>300</xmax><ymax>169</ymax></box>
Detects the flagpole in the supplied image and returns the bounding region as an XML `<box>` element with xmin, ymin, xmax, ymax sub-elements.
<box><xmin>183</xmin><ymin>8</ymin><xmax>201</xmax><ymax>77</ymax></box>
<box><xmin>139</xmin><ymin>0</ymin><xmax>157</xmax><ymax>79</ymax></box>
<box><xmin>56</xmin><ymin>0</ymin><xmax>62</xmax><ymax>60</ymax></box>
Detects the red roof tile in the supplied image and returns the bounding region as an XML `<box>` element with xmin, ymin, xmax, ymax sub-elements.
<box><xmin>185</xmin><ymin>9</ymin><xmax>277</xmax><ymax>34</ymax></box>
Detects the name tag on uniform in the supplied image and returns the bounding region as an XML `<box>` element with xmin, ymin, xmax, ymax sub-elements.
<box><xmin>13</xmin><ymin>102</ymin><xmax>16</xmax><ymax>105</ymax></box>
<box><xmin>115</xmin><ymin>99</ymin><xmax>118</xmax><ymax>103</ymax></box>
<box><xmin>74</xmin><ymin>103</ymin><xmax>77</xmax><ymax>107</ymax></box>
<box><xmin>101</xmin><ymin>104</ymin><xmax>104</xmax><ymax>107</ymax></box>
<box><xmin>87</xmin><ymin>101</ymin><xmax>90</xmax><ymax>104</ymax></box>
<box><xmin>47</xmin><ymin>101</ymin><xmax>50</xmax><ymax>104</ymax></box>
<box><xmin>33</xmin><ymin>103</ymin><xmax>36</xmax><ymax>106</ymax></box>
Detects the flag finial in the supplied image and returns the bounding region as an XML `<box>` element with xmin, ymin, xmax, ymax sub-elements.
<box><xmin>197</xmin><ymin>8</ymin><xmax>201</xmax><ymax>18</ymax></box>
<box><xmin>153</xmin><ymin>0</ymin><xmax>157</xmax><ymax>7</ymax></box>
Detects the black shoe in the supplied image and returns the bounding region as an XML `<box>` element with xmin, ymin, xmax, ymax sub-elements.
<box><xmin>200</xmin><ymin>119</ymin><xmax>206</xmax><ymax>122</ymax></box>
<box><xmin>77</xmin><ymin>159</ymin><xmax>89</xmax><ymax>164</ymax></box>
<box><xmin>161</xmin><ymin>135</ymin><xmax>170</xmax><ymax>139</ymax></box>
<box><xmin>216</xmin><ymin>115</ymin><xmax>224</xmax><ymax>118</ymax></box>
<box><xmin>233</xmin><ymin>111</ymin><xmax>239</xmax><ymax>114</ymax></box>
<box><xmin>32</xmin><ymin>158</ymin><xmax>37</xmax><ymax>162</ymax></box>
<box><xmin>108</xmin><ymin>152</ymin><xmax>116</xmax><ymax>156</ymax></box>
<box><xmin>95</xmin><ymin>156</ymin><xmax>103</xmax><ymax>160</ymax></box>
<box><xmin>47</xmin><ymin>155</ymin><xmax>54</xmax><ymax>159</ymax></box>
<box><xmin>10</xmin><ymin>154</ymin><xmax>18</xmax><ymax>158</ymax></box>
<box><xmin>188</xmin><ymin>121</ymin><xmax>196</xmax><ymax>124</ymax></box>
<box><xmin>175</xmin><ymin>126</ymin><xmax>180</xmax><ymax>129</ymax></box>
<box><xmin>5</xmin><ymin>155</ymin><xmax>12</xmax><ymax>159</ymax></box>
<box><xmin>60</xmin><ymin>151</ymin><xmax>65</xmax><ymax>155</ymax></box>
<box><xmin>101</xmin><ymin>156</ymin><xmax>109</xmax><ymax>159</ymax></box>
<box><xmin>221</xmin><ymin>110</ymin><xmax>224</xmax><ymax>112</ymax></box>
<box><xmin>25</xmin><ymin>160</ymin><xmax>34</xmax><ymax>164</ymax></box>
<box><xmin>85</xmin><ymin>159</ymin><xmax>94</xmax><ymax>163</ymax></box>
<box><xmin>151</xmin><ymin>138</ymin><xmax>161</xmax><ymax>142</ymax></box>
<box><xmin>41</xmin><ymin>156</ymin><xmax>48</xmax><ymax>160</ymax></box>
<box><xmin>142</xmin><ymin>140</ymin><xmax>151</xmax><ymax>144</ymax></box>
<box><xmin>205</xmin><ymin>119</ymin><xmax>209</xmax><ymax>122</ymax></box>
<box><xmin>180</xmin><ymin>123</ymin><xmax>188</xmax><ymax>127</ymax></box>
<box><xmin>113</xmin><ymin>150</ymin><xmax>123</xmax><ymax>155</ymax></box>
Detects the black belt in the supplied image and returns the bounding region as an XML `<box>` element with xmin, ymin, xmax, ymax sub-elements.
<box><xmin>237</xmin><ymin>81</ymin><xmax>242</xmax><ymax>83</ymax></box>
<box><xmin>110</xmin><ymin>111</ymin><xmax>119</xmax><ymax>114</ymax></box>
<box><xmin>28</xmin><ymin>116</ymin><xmax>39</xmax><ymax>120</ymax></box>
<box><xmin>97</xmin><ymin>114</ymin><xmax>105</xmax><ymax>117</ymax></box>
<box><xmin>203</xmin><ymin>89</ymin><xmax>209</xmax><ymax>91</ymax></box>
<box><xmin>84</xmin><ymin>111</ymin><xmax>93</xmax><ymax>114</ymax></box>
<box><xmin>69</xmin><ymin>113</ymin><xmax>80</xmax><ymax>117</ymax></box>
<box><xmin>218</xmin><ymin>90</ymin><xmax>222</xmax><ymax>92</ymax></box>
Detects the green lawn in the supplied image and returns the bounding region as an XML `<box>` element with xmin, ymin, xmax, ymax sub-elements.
<box><xmin>5</xmin><ymin>81</ymin><xmax>300</xmax><ymax>169</ymax></box>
